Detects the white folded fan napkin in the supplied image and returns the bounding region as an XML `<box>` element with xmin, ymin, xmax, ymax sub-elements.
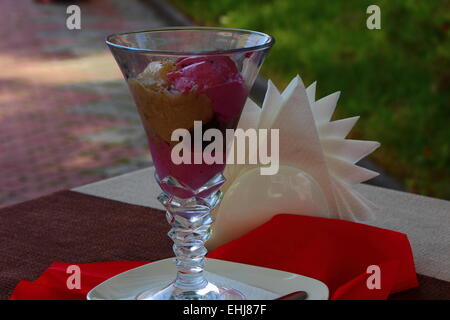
<box><xmin>209</xmin><ymin>75</ymin><xmax>380</xmax><ymax>250</ymax></box>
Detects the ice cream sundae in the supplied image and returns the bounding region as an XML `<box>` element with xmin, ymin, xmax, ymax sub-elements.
<box><xmin>128</xmin><ymin>55</ymin><xmax>248</xmax><ymax>198</ymax></box>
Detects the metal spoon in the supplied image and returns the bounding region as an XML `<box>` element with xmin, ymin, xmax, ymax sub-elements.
<box><xmin>276</xmin><ymin>291</ymin><xmax>308</xmax><ymax>300</ymax></box>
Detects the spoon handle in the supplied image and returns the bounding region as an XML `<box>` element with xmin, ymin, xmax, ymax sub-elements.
<box><xmin>276</xmin><ymin>291</ymin><xmax>308</xmax><ymax>300</ymax></box>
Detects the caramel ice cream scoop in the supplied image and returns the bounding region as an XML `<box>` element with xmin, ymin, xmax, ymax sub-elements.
<box><xmin>129</xmin><ymin>79</ymin><xmax>213</xmax><ymax>143</ymax></box>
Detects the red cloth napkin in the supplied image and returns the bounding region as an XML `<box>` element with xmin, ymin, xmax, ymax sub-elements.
<box><xmin>208</xmin><ymin>214</ymin><xmax>418</xmax><ymax>299</ymax></box>
<box><xmin>9</xmin><ymin>261</ymin><xmax>147</xmax><ymax>300</ymax></box>
<box><xmin>9</xmin><ymin>214</ymin><xmax>418</xmax><ymax>300</ymax></box>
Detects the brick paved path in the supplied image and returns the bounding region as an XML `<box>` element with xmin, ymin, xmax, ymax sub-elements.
<box><xmin>0</xmin><ymin>0</ymin><xmax>169</xmax><ymax>207</ymax></box>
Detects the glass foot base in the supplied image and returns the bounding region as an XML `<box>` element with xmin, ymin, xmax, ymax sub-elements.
<box><xmin>136</xmin><ymin>282</ymin><xmax>245</xmax><ymax>300</ymax></box>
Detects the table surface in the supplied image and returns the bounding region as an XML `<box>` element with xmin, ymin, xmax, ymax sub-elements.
<box><xmin>74</xmin><ymin>166</ymin><xmax>450</xmax><ymax>282</ymax></box>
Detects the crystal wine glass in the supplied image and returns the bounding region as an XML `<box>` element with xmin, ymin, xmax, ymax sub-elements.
<box><xmin>107</xmin><ymin>27</ymin><xmax>274</xmax><ymax>300</ymax></box>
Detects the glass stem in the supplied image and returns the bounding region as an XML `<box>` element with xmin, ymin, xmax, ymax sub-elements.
<box><xmin>168</xmin><ymin>209</ymin><xmax>211</xmax><ymax>290</ymax></box>
<box><xmin>159</xmin><ymin>190</ymin><xmax>222</xmax><ymax>294</ymax></box>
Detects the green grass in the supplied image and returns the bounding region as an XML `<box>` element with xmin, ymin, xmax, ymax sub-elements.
<box><xmin>171</xmin><ymin>0</ymin><xmax>450</xmax><ymax>200</ymax></box>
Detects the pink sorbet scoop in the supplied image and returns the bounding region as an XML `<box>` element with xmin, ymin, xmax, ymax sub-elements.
<box><xmin>167</xmin><ymin>56</ymin><xmax>248</xmax><ymax>122</ymax></box>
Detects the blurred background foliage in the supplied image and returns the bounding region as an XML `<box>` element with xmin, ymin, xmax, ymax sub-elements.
<box><xmin>171</xmin><ymin>0</ymin><xmax>450</xmax><ymax>200</ymax></box>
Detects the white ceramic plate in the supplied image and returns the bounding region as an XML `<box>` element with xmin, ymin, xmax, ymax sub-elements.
<box><xmin>87</xmin><ymin>258</ymin><xmax>328</xmax><ymax>300</ymax></box>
